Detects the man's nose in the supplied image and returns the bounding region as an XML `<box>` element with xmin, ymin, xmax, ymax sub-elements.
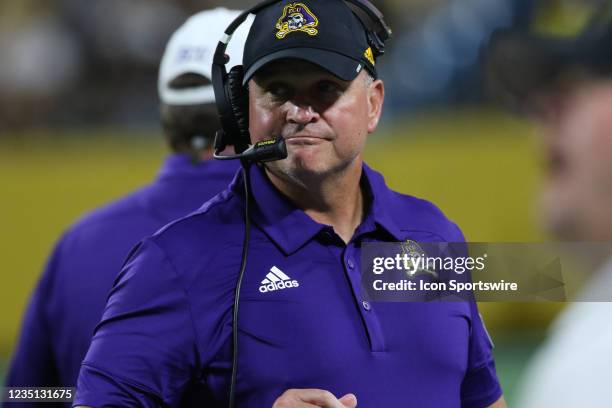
<box><xmin>286</xmin><ymin>101</ymin><xmax>319</xmax><ymax>125</ymax></box>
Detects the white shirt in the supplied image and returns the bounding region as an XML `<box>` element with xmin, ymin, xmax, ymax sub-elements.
<box><xmin>517</xmin><ymin>258</ymin><xmax>612</xmax><ymax>407</ymax></box>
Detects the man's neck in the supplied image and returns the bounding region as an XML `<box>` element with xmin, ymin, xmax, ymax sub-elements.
<box><xmin>264</xmin><ymin>161</ymin><xmax>364</xmax><ymax>244</ymax></box>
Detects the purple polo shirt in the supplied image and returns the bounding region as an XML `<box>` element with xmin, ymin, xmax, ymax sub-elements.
<box><xmin>3</xmin><ymin>155</ymin><xmax>238</xmax><ymax>408</ymax></box>
<box><xmin>75</xmin><ymin>163</ymin><xmax>502</xmax><ymax>407</ymax></box>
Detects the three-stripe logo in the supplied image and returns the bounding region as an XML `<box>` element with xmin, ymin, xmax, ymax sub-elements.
<box><xmin>259</xmin><ymin>266</ymin><xmax>300</xmax><ymax>293</ymax></box>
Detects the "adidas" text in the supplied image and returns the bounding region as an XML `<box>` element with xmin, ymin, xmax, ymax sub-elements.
<box><xmin>259</xmin><ymin>280</ymin><xmax>300</xmax><ymax>293</ymax></box>
<box><xmin>259</xmin><ymin>266</ymin><xmax>300</xmax><ymax>293</ymax></box>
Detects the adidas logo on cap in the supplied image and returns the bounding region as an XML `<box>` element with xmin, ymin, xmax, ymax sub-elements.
<box><xmin>259</xmin><ymin>266</ymin><xmax>300</xmax><ymax>293</ymax></box>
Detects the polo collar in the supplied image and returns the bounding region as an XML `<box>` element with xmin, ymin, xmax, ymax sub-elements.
<box><xmin>232</xmin><ymin>163</ymin><xmax>404</xmax><ymax>255</ymax></box>
<box><xmin>245</xmin><ymin>163</ymin><xmax>324</xmax><ymax>255</ymax></box>
<box><xmin>362</xmin><ymin>164</ymin><xmax>404</xmax><ymax>242</ymax></box>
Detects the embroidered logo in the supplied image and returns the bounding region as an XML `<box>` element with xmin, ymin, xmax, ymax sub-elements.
<box><xmin>276</xmin><ymin>3</ymin><xmax>319</xmax><ymax>39</ymax></box>
<box><xmin>400</xmin><ymin>240</ymin><xmax>438</xmax><ymax>278</ymax></box>
<box><xmin>259</xmin><ymin>266</ymin><xmax>300</xmax><ymax>293</ymax></box>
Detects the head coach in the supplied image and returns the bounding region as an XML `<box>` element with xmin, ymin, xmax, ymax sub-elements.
<box><xmin>75</xmin><ymin>1</ymin><xmax>505</xmax><ymax>407</ymax></box>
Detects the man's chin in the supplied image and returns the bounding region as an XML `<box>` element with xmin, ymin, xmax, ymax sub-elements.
<box><xmin>282</xmin><ymin>150</ymin><xmax>328</xmax><ymax>171</ymax></box>
<box><xmin>265</xmin><ymin>151</ymin><xmax>359</xmax><ymax>185</ymax></box>
<box><xmin>282</xmin><ymin>162</ymin><xmax>326</xmax><ymax>178</ymax></box>
<box><xmin>286</xmin><ymin>143</ymin><xmax>325</xmax><ymax>161</ymax></box>
<box><xmin>265</xmin><ymin>157</ymin><xmax>330</xmax><ymax>183</ymax></box>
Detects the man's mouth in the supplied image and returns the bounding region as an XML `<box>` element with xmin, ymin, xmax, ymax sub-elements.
<box><xmin>284</xmin><ymin>135</ymin><xmax>327</xmax><ymax>145</ymax></box>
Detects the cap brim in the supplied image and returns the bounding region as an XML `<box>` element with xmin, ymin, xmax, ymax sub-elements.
<box><xmin>159</xmin><ymin>84</ymin><xmax>216</xmax><ymax>106</ymax></box>
<box><xmin>243</xmin><ymin>48</ymin><xmax>364</xmax><ymax>85</ymax></box>
<box><xmin>485</xmin><ymin>29</ymin><xmax>587</xmax><ymax>109</ymax></box>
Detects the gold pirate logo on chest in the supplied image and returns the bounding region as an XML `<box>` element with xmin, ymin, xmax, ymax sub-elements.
<box><xmin>276</xmin><ymin>3</ymin><xmax>319</xmax><ymax>39</ymax></box>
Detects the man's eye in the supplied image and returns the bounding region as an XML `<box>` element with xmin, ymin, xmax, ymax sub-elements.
<box><xmin>317</xmin><ymin>81</ymin><xmax>341</xmax><ymax>94</ymax></box>
<box><xmin>267</xmin><ymin>84</ymin><xmax>290</xmax><ymax>99</ymax></box>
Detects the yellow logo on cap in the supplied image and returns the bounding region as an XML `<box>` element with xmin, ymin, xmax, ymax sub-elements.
<box><xmin>364</xmin><ymin>47</ymin><xmax>375</xmax><ymax>66</ymax></box>
<box><xmin>276</xmin><ymin>3</ymin><xmax>319</xmax><ymax>39</ymax></box>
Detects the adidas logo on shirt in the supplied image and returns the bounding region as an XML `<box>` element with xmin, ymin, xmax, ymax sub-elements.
<box><xmin>259</xmin><ymin>266</ymin><xmax>300</xmax><ymax>293</ymax></box>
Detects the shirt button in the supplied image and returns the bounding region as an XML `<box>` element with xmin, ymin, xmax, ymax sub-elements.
<box><xmin>362</xmin><ymin>300</ymin><xmax>371</xmax><ymax>311</ymax></box>
<box><xmin>347</xmin><ymin>258</ymin><xmax>355</xmax><ymax>269</ymax></box>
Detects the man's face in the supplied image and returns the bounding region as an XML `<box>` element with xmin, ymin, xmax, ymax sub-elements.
<box><xmin>248</xmin><ymin>59</ymin><xmax>384</xmax><ymax>184</ymax></box>
<box><xmin>534</xmin><ymin>78</ymin><xmax>612</xmax><ymax>240</ymax></box>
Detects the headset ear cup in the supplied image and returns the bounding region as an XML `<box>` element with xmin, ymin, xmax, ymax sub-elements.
<box><xmin>226</xmin><ymin>65</ymin><xmax>250</xmax><ymax>152</ymax></box>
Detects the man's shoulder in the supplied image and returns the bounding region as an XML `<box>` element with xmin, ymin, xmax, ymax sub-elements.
<box><xmin>150</xmin><ymin>188</ymin><xmax>244</xmax><ymax>255</ymax></box>
<box><xmin>66</xmin><ymin>185</ymin><xmax>156</xmax><ymax>239</ymax></box>
<box><xmin>384</xmin><ymin>189</ymin><xmax>464</xmax><ymax>242</ymax></box>
<box><xmin>125</xmin><ymin>188</ymin><xmax>244</xmax><ymax>287</ymax></box>
<box><xmin>365</xmin><ymin>164</ymin><xmax>464</xmax><ymax>242</ymax></box>
<box><xmin>33</xmin><ymin>184</ymin><xmax>170</xmax><ymax>295</ymax></box>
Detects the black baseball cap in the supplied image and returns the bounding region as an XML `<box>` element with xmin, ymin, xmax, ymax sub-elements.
<box><xmin>242</xmin><ymin>0</ymin><xmax>378</xmax><ymax>84</ymax></box>
<box><xmin>485</xmin><ymin>6</ymin><xmax>612</xmax><ymax>110</ymax></box>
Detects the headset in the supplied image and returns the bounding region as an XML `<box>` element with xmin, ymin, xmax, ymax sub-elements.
<box><xmin>210</xmin><ymin>1</ymin><xmax>391</xmax><ymax>406</ymax></box>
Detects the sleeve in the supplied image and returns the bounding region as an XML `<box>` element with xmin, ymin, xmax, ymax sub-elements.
<box><xmin>74</xmin><ymin>239</ymin><xmax>200</xmax><ymax>408</ymax></box>
<box><xmin>447</xmin><ymin>222</ymin><xmax>503</xmax><ymax>407</ymax></box>
<box><xmin>4</xmin><ymin>240</ymin><xmax>62</xmax><ymax>396</ymax></box>
<box><xmin>460</xmin><ymin>301</ymin><xmax>503</xmax><ymax>408</ymax></box>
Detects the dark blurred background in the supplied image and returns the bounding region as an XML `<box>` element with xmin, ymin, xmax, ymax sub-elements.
<box><xmin>0</xmin><ymin>0</ymin><xmax>569</xmax><ymax>129</ymax></box>
<box><xmin>0</xmin><ymin>0</ymin><xmax>605</xmax><ymax>405</ymax></box>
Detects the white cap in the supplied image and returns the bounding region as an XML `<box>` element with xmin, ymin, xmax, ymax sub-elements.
<box><xmin>158</xmin><ymin>8</ymin><xmax>253</xmax><ymax>105</ymax></box>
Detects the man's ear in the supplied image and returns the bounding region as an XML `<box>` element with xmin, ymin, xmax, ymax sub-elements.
<box><xmin>367</xmin><ymin>79</ymin><xmax>384</xmax><ymax>133</ymax></box>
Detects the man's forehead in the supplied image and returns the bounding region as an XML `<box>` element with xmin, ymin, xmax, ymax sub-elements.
<box><xmin>252</xmin><ymin>58</ymin><xmax>350</xmax><ymax>83</ymax></box>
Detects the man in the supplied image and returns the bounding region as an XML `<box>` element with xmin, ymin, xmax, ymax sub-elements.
<box><xmin>485</xmin><ymin>9</ymin><xmax>612</xmax><ymax>408</ymax></box>
<box><xmin>3</xmin><ymin>8</ymin><xmax>249</xmax><ymax>407</ymax></box>
<box><xmin>75</xmin><ymin>1</ymin><xmax>505</xmax><ymax>407</ymax></box>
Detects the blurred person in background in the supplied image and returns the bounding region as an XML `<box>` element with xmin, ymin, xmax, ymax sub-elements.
<box><xmin>2</xmin><ymin>8</ymin><xmax>250</xmax><ymax>407</ymax></box>
<box><xmin>0</xmin><ymin>0</ymin><xmax>82</xmax><ymax>129</ymax></box>
<box><xmin>485</xmin><ymin>6</ymin><xmax>612</xmax><ymax>408</ymax></box>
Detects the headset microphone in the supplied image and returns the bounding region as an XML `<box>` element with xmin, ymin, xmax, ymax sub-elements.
<box><xmin>213</xmin><ymin>132</ymin><xmax>288</xmax><ymax>162</ymax></box>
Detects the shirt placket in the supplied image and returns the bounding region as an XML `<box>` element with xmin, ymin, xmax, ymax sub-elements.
<box><xmin>342</xmin><ymin>240</ymin><xmax>386</xmax><ymax>352</ymax></box>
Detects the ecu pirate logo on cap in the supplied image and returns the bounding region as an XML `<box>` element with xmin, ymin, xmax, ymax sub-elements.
<box><xmin>276</xmin><ymin>2</ymin><xmax>319</xmax><ymax>39</ymax></box>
